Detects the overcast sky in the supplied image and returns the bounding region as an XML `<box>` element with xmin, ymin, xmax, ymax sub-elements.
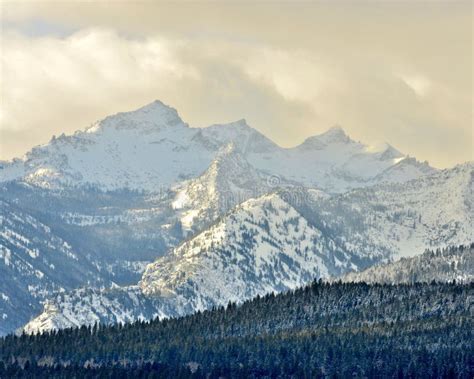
<box><xmin>1</xmin><ymin>1</ymin><xmax>472</xmax><ymax>168</ymax></box>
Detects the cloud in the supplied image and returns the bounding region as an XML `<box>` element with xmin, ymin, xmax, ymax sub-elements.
<box><xmin>1</xmin><ymin>29</ymin><xmax>198</xmax><ymax>130</ymax></box>
<box><xmin>0</xmin><ymin>2</ymin><xmax>472</xmax><ymax>168</ymax></box>
<box><xmin>399</xmin><ymin>74</ymin><xmax>432</xmax><ymax>98</ymax></box>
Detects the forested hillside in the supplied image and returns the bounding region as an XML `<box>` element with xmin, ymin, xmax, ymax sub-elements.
<box><xmin>1</xmin><ymin>281</ymin><xmax>472</xmax><ymax>378</ymax></box>
<box><xmin>339</xmin><ymin>244</ymin><xmax>474</xmax><ymax>284</ymax></box>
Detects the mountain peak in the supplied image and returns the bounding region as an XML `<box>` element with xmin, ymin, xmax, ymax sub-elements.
<box><xmin>377</xmin><ymin>143</ymin><xmax>404</xmax><ymax>160</ymax></box>
<box><xmin>170</xmin><ymin>141</ymin><xmax>267</xmax><ymax>231</ymax></box>
<box><xmin>87</xmin><ymin>100</ymin><xmax>186</xmax><ymax>134</ymax></box>
<box><xmin>327</xmin><ymin>125</ymin><xmax>345</xmax><ymax>133</ymax></box>
<box><xmin>199</xmin><ymin>119</ymin><xmax>278</xmax><ymax>154</ymax></box>
<box><xmin>299</xmin><ymin>125</ymin><xmax>352</xmax><ymax>150</ymax></box>
<box><xmin>135</xmin><ymin>99</ymin><xmax>176</xmax><ymax>114</ymax></box>
<box><xmin>208</xmin><ymin>118</ymin><xmax>251</xmax><ymax>131</ymax></box>
<box><xmin>230</xmin><ymin>118</ymin><xmax>248</xmax><ymax>127</ymax></box>
<box><xmin>317</xmin><ymin>125</ymin><xmax>351</xmax><ymax>143</ymax></box>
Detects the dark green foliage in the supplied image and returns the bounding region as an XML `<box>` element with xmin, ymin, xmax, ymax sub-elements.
<box><xmin>1</xmin><ymin>281</ymin><xmax>472</xmax><ymax>378</ymax></box>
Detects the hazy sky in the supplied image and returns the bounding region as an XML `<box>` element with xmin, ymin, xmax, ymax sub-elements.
<box><xmin>1</xmin><ymin>1</ymin><xmax>472</xmax><ymax>168</ymax></box>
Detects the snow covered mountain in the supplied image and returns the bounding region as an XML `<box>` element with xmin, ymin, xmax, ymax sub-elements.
<box><xmin>1</xmin><ymin>100</ymin><xmax>469</xmax><ymax>336</ymax></box>
<box><xmin>139</xmin><ymin>193</ymin><xmax>376</xmax><ymax>299</ymax></box>
<box><xmin>170</xmin><ymin>143</ymin><xmax>277</xmax><ymax>233</ymax></box>
<box><xmin>0</xmin><ymin>101</ymin><xmax>216</xmax><ymax>191</ymax></box>
<box><xmin>338</xmin><ymin>244</ymin><xmax>474</xmax><ymax>284</ymax></box>
<box><xmin>0</xmin><ymin>100</ymin><xmax>435</xmax><ymax>193</ymax></box>
<box><xmin>23</xmin><ymin>192</ymin><xmax>382</xmax><ymax>334</ymax></box>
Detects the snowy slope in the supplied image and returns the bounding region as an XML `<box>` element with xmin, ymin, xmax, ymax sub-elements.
<box><xmin>338</xmin><ymin>244</ymin><xmax>474</xmax><ymax>284</ymax></box>
<box><xmin>23</xmin><ymin>193</ymin><xmax>381</xmax><ymax>334</ymax></box>
<box><xmin>0</xmin><ymin>181</ymin><xmax>188</xmax><ymax>336</ymax></box>
<box><xmin>140</xmin><ymin>193</ymin><xmax>376</xmax><ymax>300</ymax></box>
<box><xmin>293</xmin><ymin>162</ymin><xmax>474</xmax><ymax>259</ymax></box>
<box><xmin>0</xmin><ymin>198</ymin><xmax>109</xmax><ymax>335</ymax></box>
<box><xmin>21</xmin><ymin>286</ymin><xmax>161</xmax><ymax>334</ymax></box>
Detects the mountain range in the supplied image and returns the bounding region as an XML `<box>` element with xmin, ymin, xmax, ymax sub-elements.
<box><xmin>0</xmin><ymin>100</ymin><xmax>472</xmax><ymax>336</ymax></box>
<box><xmin>1</xmin><ymin>100</ymin><xmax>435</xmax><ymax>193</ymax></box>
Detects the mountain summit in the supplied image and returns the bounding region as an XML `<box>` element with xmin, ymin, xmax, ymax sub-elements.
<box><xmin>297</xmin><ymin>126</ymin><xmax>353</xmax><ymax>150</ymax></box>
<box><xmin>84</xmin><ymin>100</ymin><xmax>187</xmax><ymax>135</ymax></box>
<box><xmin>171</xmin><ymin>143</ymin><xmax>270</xmax><ymax>231</ymax></box>
<box><xmin>313</xmin><ymin>125</ymin><xmax>352</xmax><ymax>144</ymax></box>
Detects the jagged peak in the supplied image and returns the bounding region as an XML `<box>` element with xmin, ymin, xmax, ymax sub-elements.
<box><xmin>373</xmin><ymin>156</ymin><xmax>437</xmax><ymax>183</ymax></box>
<box><xmin>393</xmin><ymin>156</ymin><xmax>433</xmax><ymax>169</ymax></box>
<box><xmin>136</xmin><ymin>99</ymin><xmax>174</xmax><ymax>112</ymax></box>
<box><xmin>204</xmin><ymin>119</ymin><xmax>255</xmax><ymax>136</ymax></box>
<box><xmin>19</xmin><ymin>101</ymin><xmax>187</xmax><ymax>164</ymax></box>
<box><xmin>201</xmin><ymin>142</ymin><xmax>257</xmax><ymax>182</ymax></box>
<box><xmin>318</xmin><ymin>125</ymin><xmax>350</xmax><ymax>140</ymax></box>
<box><xmin>85</xmin><ymin>100</ymin><xmax>187</xmax><ymax>134</ymax></box>
<box><xmin>432</xmin><ymin>161</ymin><xmax>473</xmax><ymax>179</ymax></box>
<box><xmin>453</xmin><ymin>161</ymin><xmax>474</xmax><ymax>171</ymax></box>
<box><xmin>122</xmin><ymin>99</ymin><xmax>181</xmax><ymax>118</ymax></box>
<box><xmin>377</xmin><ymin>143</ymin><xmax>404</xmax><ymax>160</ymax></box>
<box><xmin>199</xmin><ymin>119</ymin><xmax>278</xmax><ymax>154</ymax></box>
<box><xmin>229</xmin><ymin>118</ymin><xmax>248</xmax><ymax>127</ymax></box>
<box><xmin>325</xmin><ymin>125</ymin><xmax>345</xmax><ymax>134</ymax></box>
<box><xmin>299</xmin><ymin>125</ymin><xmax>353</xmax><ymax>149</ymax></box>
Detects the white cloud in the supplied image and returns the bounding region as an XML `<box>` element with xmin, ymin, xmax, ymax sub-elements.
<box><xmin>399</xmin><ymin>74</ymin><xmax>432</xmax><ymax>97</ymax></box>
<box><xmin>1</xmin><ymin>29</ymin><xmax>198</xmax><ymax>133</ymax></box>
<box><xmin>240</xmin><ymin>49</ymin><xmax>339</xmax><ymax>103</ymax></box>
